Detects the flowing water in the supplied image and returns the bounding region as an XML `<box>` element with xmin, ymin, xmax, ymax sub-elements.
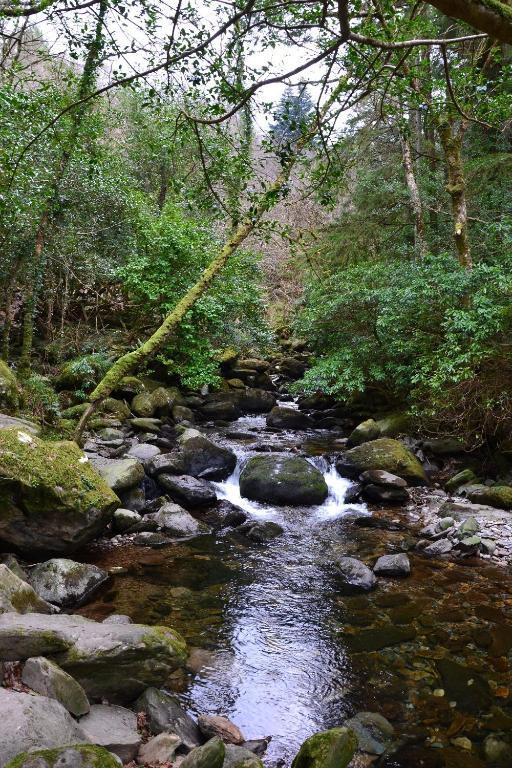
<box><xmin>79</xmin><ymin>410</ymin><xmax>512</xmax><ymax>767</ymax></box>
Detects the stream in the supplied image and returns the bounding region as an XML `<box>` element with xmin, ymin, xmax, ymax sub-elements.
<box><xmin>79</xmin><ymin>408</ymin><xmax>512</xmax><ymax>767</ymax></box>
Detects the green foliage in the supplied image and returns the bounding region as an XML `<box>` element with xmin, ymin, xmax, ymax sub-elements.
<box><xmin>21</xmin><ymin>374</ymin><xmax>60</xmax><ymax>424</ymax></box>
<box><xmin>58</xmin><ymin>352</ymin><xmax>112</xmax><ymax>399</ymax></box>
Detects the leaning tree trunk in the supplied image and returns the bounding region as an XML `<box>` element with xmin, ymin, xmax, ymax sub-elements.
<box><xmin>74</xmin><ymin>77</ymin><xmax>347</xmax><ymax>441</ymax></box>
<box><xmin>438</xmin><ymin>118</ymin><xmax>472</xmax><ymax>269</ymax></box>
<box><xmin>17</xmin><ymin>0</ymin><xmax>108</xmax><ymax>376</ymax></box>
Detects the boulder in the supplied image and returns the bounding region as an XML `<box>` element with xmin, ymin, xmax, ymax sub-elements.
<box><xmin>373</xmin><ymin>553</ymin><xmax>411</xmax><ymax>577</ymax></box>
<box><xmin>0</xmin><ymin>361</ymin><xmax>19</xmax><ymax>412</ymax></box>
<box><xmin>343</xmin><ymin>712</ymin><xmax>394</xmax><ymax>755</ymax></box>
<box><xmin>158</xmin><ymin>474</ymin><xmax>217</xmax><ymax>508</ymax></box>
<box><xmin>181</xmin><ymin>737</ymin><xmax>226</xmax><ymax>768</ymax></box>
<box><xmin>436</xmin><ymin>658</ymin><xmax>492</xmax><ymax>714</ymax></box>
<box><xmin>360</xmin><ymin>470</ymin><xmax>407</xmax><ymax>488</ymax></box>
<box><xmin>362</xmin><ymin>485</ymin><xmax>409</xmax><ymax>504</ymax></box>
<box><xmin>238</xmin><ymin>521</ymin><xmax>283</xmax><ymax>542</ymax></box>
<box><xmin>276</xmin><ymin>357</ymin><xmax>307</xmax><ymax>379</ymax></box>
<box><xmin>201</xmin><ymin>399</ymin><xmax>242</xmax><ymax>421</ymax></box>
<box><xmin>0</xmin><ymin>564</ymin><xmax>54</xmax><ymax>615</ymax></box>
<box><xmin>79</xmin><ymin>704</ymin><xmax>141</xmax><ymax>762</ymax></box>
<box><xmin>112</xmin><ymin>375</ymin><xmax>145</xmax><ymax>398</ymax></box>
<box><xmin>130</xmin><ymin>417</ymin><xmax>162</xmax><ymax>433</ymax></box>
<box><xmin>0</xmin><ymin>689</ymin><xmax>87</xmax><ymax>767</ymax></box>
<box><xmin>131</xmin><ymin>503</ymin><xmax>208</xmax><ymax>537</ymax></box>
<box><xmin>347</xmin><ymin>419</ymin><xmax>380</xmax><ymax>447</ymax></box>
<box><xmin>445</xmin><ymin>468</ymin><xmax>477</xmax><ymax>493</ymax></box>
<box><xmin>178</xmin><ymin>436</ymin><xmax>237</xmax><ymax>480</ymax></box>
<box><xmin>0</xmin><ymin>414</ymin><xmax>40</xmax><ymax>435</ymax></box>
<box><xmin>237</xmin><ymin>389</ymin><xmax>276</xmax><ymax>413</ymax></box>
<box><xmin>28</xmin><ymin>559</ymin><xmax>109</xmax><ymax>608</ymax></box>
<box><xmin>201</xmin><ymin>500</ymin><xmax>247</xmax><ymax>529</ymax></box>
<box><xmin>99</xmin><ymin>398</ymin><xmax>131</xmax><ymax>421</ymax></box>
<box><xmin>338</xmin><ymin>439</ymin><xmax>427</xmax><ymax>486</ymax></box>
<box><xmin>173</xmin><ymin>405</ymin><xmax>195</xmax><ymax>423</ymax></box>
<box><xmin>113</xmin><ymin>508</ymin><xmax>142</xmax><ymax>532</ymax></box>
<box><xmin>0</xmin><ymin>429</ymin><xmax>118</xmax><ymax>556</ymax></box>
<box><xmin>335</xmin><ymin>557</ymin><xmax>377</xmax><ymax>594</ymax></box>
<box><xmin>135</xmin><ymin>687</ymin><xmax>202</xmax><ymax>750</ymax></box>
<box><xmin>240</xmin><ymin>456</ymin><xmax>328</xmax><ymax>506</ymax></box>
<box><xmin>4</xmin><ymin>745</ymin><xmax>121</xmax><ymax>768</ymax></box>
<box><xmin>0</xmin><ymin>612</ymin><xmax>187</xmax><ymax>703</ymax></box>
<box><xmin>266</xmin><ymin>406</ymin><xmax>313</xmax><ymax>430</ymax></box>
<box><xmin>291</xmin><ymin>727</ymin><xmax>357</xmax><ymax>768</ymax></box>
<box><xmin>238</xmin><ymin>359</ymin><xmax>270</xmax><ymax>373</ymax></box>
<box><xmin>149</xmin><ymin>451</ymin><xmax>184</xmax><ymax>476</ymax></box>
<box><xmin>21</xmin><ymin>656</ymin><xmax>90</xmax><ymax>716</ymax></box>
<box><xmin>131</xmin><ymin>391</ymin><xmax>156</xmax><ymax>417</ymax></box>
<box><xmin>90</xmin><ymin>457</ymin><xmax>144</xmax><ymax>493</ymax></box>
<box><xmin>126</xmin><ymin>443</ymin><xmax>161</xmax><ymax>464</ymax></box>
<box><xmin>423</xmin><ymin>539</ymin><xmax>453</xmax><ymax>556</ymax></box>
<box><xmin>375</xmin><ymin>413</ymin><xmax>411</xmax><ymax>438</ymax></box>
<box><xmin>224</xmin><ymin>744</ymin><xmax>264</xmax><ymax>768</ymax></box>
<box><xmin>464</xmin><ymin>484</ymin><xmax>512</xmax><ymax>510</ymax></box>
<box><xmin>138</xmin><ymin>733</ymin><xmax>181</xmax><ymax>764</ymax></box>
<box><xmin>422</xmin><ymin>437</ymin><xmax>466</xmax><ymax>455</ymax></box>
<box><xmin>198</xmin><ymin>714</ymin><xmax>245</xmax><ymax>745</ymax></box>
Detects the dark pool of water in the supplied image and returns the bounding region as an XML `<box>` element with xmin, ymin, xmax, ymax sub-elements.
<box><xmin>78</xmin><ymin>416</ymin><xmax>512</xmax><ymax>767</ymax></box>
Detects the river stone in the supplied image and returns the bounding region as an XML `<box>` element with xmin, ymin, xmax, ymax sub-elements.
<box><xmin>28</xmin><ymin>559</ymin><xmax>109</xmax><ymax>608</ymax></box>
<box><xmin>343</xmin><ymin>712</ymin><xmax>394</xmax><ymax>755</ymax></box>
<box><xmin>423</xmin><ymin>538</ymin><xmax>454</xmax><ymax>556</ymax></box>
<box><xmin>238</xmin><ymin>359</ymin><xmax>270</xmax><ymax>373</ymax></box>
<box><xmin>436</xmin><ymin>658</ymin><xmax>492</xmax><ymax>713</ymax></box>
<box><xmin>90</xmin><ymin>457</ymin><xmax>144</xmax><ymax>493</ymax></box>
<box><xmin>464</xmin><ymin>484</ymin><xmax>512</xmax><ymax>510</ymax></box>
<box><xmin>79</xmin><ymin>704</ymin><xmax>140</xmax><ymax>761</ymax></box>
<box><xmin>135</xmin><ymin>687</ymin><xmax>202</xmax><ymax>750</ymax></box>
<box><xmin>335</xmin><ymin>557</ymin><xmax>377</xmax><ymax>594</ymax></box>
<box><xmin>0</xmin><ymin>688</ymin><xmax>87</xmax><ymax>767</ymax></box>
<box><xmin>158</xmin><ymin>474</ymin><xmax>217</xmax><ymax>508</ymax></box>
<box><xmin>445</xmin><ymin>468</ymin><xmax>477</xmax><ymax>493</ymax></box>
<box><xmin>177</xmin><ymin>436</ymin><xmax>237</xmax><ymax>481</ymax></box>
<box><xmin>343</xmin><ymin>625</ymin><xmax>417</xmax><ymax>652</ymax></box>
<box><xmin>4</xmin><ymin>746</ymin><xmax>122</xmax><ymax>768</ymax></box>
<box><xmin>21</xmin><ymin>656</ymin><xmax>90</xmax><ymax>716</ymax></box>
<box><xmin>362</xmin><ymin>484</ymin><xmax>409</xmax><ymax>504</ymax></box>
<box><xmin>338</xmin><ymin>438</ymin><xmax>427</xmax><ymax>486</ymax></box>
<box><xmin>237</xmin><ymin>389</ymin><xmax>276</xmax><ymax>413</ymax></box>
<box><xmin>202</xmin><ymin>400</ymin><xmax>242</xmax><ymax>421</ymax></box>
<box><xmin>149</xmin><ymin>451</ymin><xmax>184</xmax><ymax>475</ymax></box>
<box><xmin>198</xmin><ymin>714</ymin><xmax>245</xmax><ymax>745</ymax></box>
<box><xmin>138</xmin><ymin>733</ymin><xmax>181</xmax><ymax>764</ymax></box>
<box><xmin>360</xmin><ymin>470</ymin><xmax>407</xmax><ymax>488</ymax></box>
<box><xmin>266</xmin><ymin>407</ymin><xmax>313</xmax><ymax>430</ymax></box>
<box><xmin>0</xmin><ymin>612</ymin><xmax>187</xmax><ymax>703</ymax></box>
<box><xmin>126</xmin><ymin>442</ymin><xmax>161</xmax><ymax>464</ymax></box>
<box><xmin>239</xmin><ymin>521</ymin><xmax>284</xmax><ymax>542</ymax></box>
<box><xmin>0</xmin><ymin>564</ymin><xmax>54</xmax><ymax>615</ymax></box>
<box><xmin>201</xmin><ymin>500</ymin><xmax>248</xmax><ymax>529</ymax></box>
<box><xmin>240</xmin><ymin>455</ymin><xmax>328</xmax><ymax>506</ymax></box>
<box><xmin>0</xmin><ymin>414</ymin><xmax>40</xmax><ymax>435</ymax></box>
<box><xmin>130</xmin><ymin>417</ymin><xmax>162</xmax><ymax>432</ymax></box>
<box><xmin>132</xmin><ymin>391</ymin><xmax>156</xmax><ymax>417</ymax></box>
<box><xmin>0</xmin><ymin>429</ymin><xmax>118</xmax><ymax>556</ymax></box>
<box><xmin>133</xmin><ymin>503</ymin><xmax>208</xmax><ymax>537</ymax></box>
<box><xmin>373</xmin><ymin>553</ymin><xmax>411</xmax><ymax>577</ymax></box>
<box><xmin>182</xmin><ymin>737</ymin><xmax>226</xmax><ymax>768</ymax></box>
<box><xmin>114</xmin><ymin>507</ymin><xmax>142</xmax><ymax>532</ymax></box>
<box><xmin>347</xmin><ymin>419</ymin><xmax>381</xmax><ymax>447</ymax></box>
<box><xmin>173</xmin><ymin>405</ymin><xmax>195</xmax><ymax>423</ymax></box>
<box><xmin>223</xmin><ymin>745</ymin><xmax>264</xmax><ymax>768</ymax></box>
<box><xmin>291</xmin><ymin>727</ymin><xmax>357</xmax><ymax>768</ymax></box>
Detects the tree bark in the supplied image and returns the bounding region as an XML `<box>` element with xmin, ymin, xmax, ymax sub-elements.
<box><xmin>438</xmin><ymin>118</ymin><xmax>472</xmax><ymax>269</ymax></box>
<box><xmin>427</xmin><ymin>0</ymin><xmax>512</xmax><ymax>45</ymax></box>
<box><xmin>400</xmin><ymin>132</ymin><xmax>427</xmax><ymax>259</ymax></box>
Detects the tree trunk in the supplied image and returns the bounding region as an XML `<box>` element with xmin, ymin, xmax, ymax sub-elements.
<box><xmin>400</xmin><ymin>132</ymin><xmax>427</xmax><ymax>259</ymax></box>
<box><xmin>438</xmin><ymin>118</ymin><xmax>472</xmax><ymax>269</ymax></box>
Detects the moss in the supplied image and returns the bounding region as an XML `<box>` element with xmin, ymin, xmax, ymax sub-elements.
<box><xmin>0</xmin><ymin>360</ymin><xmax>19</xmax><ymax>412</ymax></box>
<box><xmin>291</xmin><ymin>727</ymin><xmax>357</xmax><ymax>768</ymax></box>
<box><xmin>345</xmin><ymin>438</ymin><xmax>427</xmax><ymax>485</ymax></box>
<box><xmin>5</xmin><ymin>744</ymin><xmax>121</xmax><ymax>768</ymax></box>
<box><xmin>142</xmin><ymin>624</ymin><xmax>188</xmax><ymax>664</ymax></box>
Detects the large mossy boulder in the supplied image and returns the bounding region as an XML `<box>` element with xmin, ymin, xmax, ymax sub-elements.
<box><xmin>0</xmin><ymin>429</ymin><xmax>119</xmax><ymax>555</ymax></box>
<box><xmin>90</xmin><ymin>457</ymin><xmax>144</xmax><ymax>493</ymax></box>
<box><xmin>464</xmin><ymin>484</ymin><xmax>512</xmax><ymax>510</ymax></box>
<box><xmin>0</xmin><ymin>564</ymin><xmax>54</xmax><ymax>614</ymax></box>
<box><xmin>181</xmin><ymin>737</ymin><xmax>225</xmax><ymax>768</ymax></box>
<box><xmin>0</xmin><ymin>361</ymin><xmax>19</xmax><ymax>412</ymax></box>
<box><xmin>291</xmin><ymin>727</ymin><xmax>357</xmax><ymax>768</ymax></box>
<box><xmin>347</xmin><ymin>419</ymin><xmax>380</xmax><ymax>447</ymax></box>
<box><xmin>5</xmin><ymin>745</ymin><xmax>121</xmax><ymax>768</ymax></box>
<box><xmin>0</xmin><ymin>612</ymin><xmax>187</xmax><ymax>703</ymax></box>
<box><xmin>338</xmin><ymin>438</ymin><xmax>427</xmax><ymax>486</ymax></box>
<box><xmin>240</xmin><ymin>455</ymin><xmax>328</xmax><ymax>506</ymax></box>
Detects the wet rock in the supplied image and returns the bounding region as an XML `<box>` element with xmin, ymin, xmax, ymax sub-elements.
<box><xmin>130</xmin><ymin>417</ymin><xmax>162</xmax><ymax>433</ymax></box>
<box><xmin>138</xmin><ymin>733</ymin><xmax>181</xmax><ymax>764</ymax></box>
<box><xmin>178</xmin><ymin>436</ymin><xmax>237</xmax><ymax>480</ymax></box>
<box><xmin>90</xmin><ymin>457</ymin><xmax>144</xmax><ymax>493</ymax></box>
<box><xmin>182</xmin><ymin>737</ymin><xmax>225</xmax><ymax>768</ymax></box>
<box><xmin>0</xmin><ymin>564</ymin><xmax>54</xmax><ymax>615</ymax></box>
<box><xmin>457</xmin><ymin>516</ymin><xmax>479</xmax><ymax>536</ymax></box>
<box><xmin>237</xmin><ymin>389</ymin><xmax>276</xmax><ymax>413</ymax></box>
<box><xmin>135</xmin><ymin>687</ymin><xmax>202</xmax><ymax>750</ymax></box>
<box><xmin>113</xmin><ymin>507</ymin><xmax>142</xmax><ymax>532</ymax></box>
<box><xmin>338</xmin><ymin>438</ymin><xmax>427</xmax><ymax>486</ymax></box>
<box><xmin>344</xmin><ymin>483</ymin><xmax>362</xmax><ymax>503</ymax></box>
<box><xmin>201</xmin><ymin>500</ymin><xmax>248</xmax><ymax>529</ymax></box>
<box><xmin>21</xmin><ymin>656</ymin><xmax>90</xmax><ymax>716</ymax></box>
<box><xmin>198</xmin><ymin>714</ymin><xmax>245</xmax><ymax>745</ymax></box>
<box><xmin>201</xmin><ymin>399</ymin><xmax>242</xmax><ymax>421</ymax></box>
<box><xmin>436</xmin><ymin>658</ymin><xmax>492</xmax><ymax>713</ymax></box>
<box><xmin>422</xmin><ymin>437</ymin><xmax>466</xmax><ymax>455</ymax></box>
<box><xmin>223</xmin><ymin>744</ymin><xmax>264</xmax><ymax>768</ymax></box>
<box><xmin>362</xmin><ymin>484</ymin><xmax>409</xmax><ymax>504</ymax></box>
<box><xmin>438</xmin><ymin>500</ymin><xmax>510</xmax><ymax>521</ymax></box>
<box><xmin>423</xmin><ymin>539</ymin><xmax>454</xmax><ymax>556</ymax></box>
<box><xmin>130</xmin><ymin>531</ymin><xmax>174</xmax><ymax>548</ymax></box>
<box><xmin>134</xmin><ymin>503</ymin><xmax>208</xmax><ymax>537</ymax></box>
<box><xmin>238</xmin><ymin>521</ymin><xmax>284</xmax><ymax>542</ymax></box>
<box><xmin>291</xmin><ymin>727</ymin><xmax>357</xmax><ymax>768</ymax></box>
<box><xmin>4</xmin><ymin>745</ymin><xmax>121</xmax><ymax>768</ymax></box>
<box><xmin>0</xmin><ymin>429</ymin><xmax>118</xmax><ymax>556</ymax></box>
<box><xmin>242</xmin><ymin>739</ymin><xmax>270</xmax><ymax>757</ymax></box>
<box><xmin>266</xmin><ymin>407</ymin><xmax>313</xmax><ymax>430</ymax></box>
<box><xmin>343</xmin><ymin>626</ymin><xmax>417</xmax><ymax>652</ymax></box>
<box><xmin>360</xmin><ymin>470</ymin><xmax>407</xmax><ymax>488</ymax></box>
<box><xmin>464</xmin><ymin>484</ymin><xmax>512</xmax><ymax>510</ymax></box>
<box><xmin>240</xmin><ymin>455</ymin><xmax>328</xmax><ymax>506</ymax></box>
<box><xmin>335</xmin><ymin>557</ymin><xmax>377</xmax><ymax>595</ymax></box>
<box><xmin>445</xmin><ymin>469</ymin><xmax>477</xmax><ymax>493</ymax></box>
<box><xmin>484</xmin><ymin>734</ymin><xmax>512</xmax><ymax>766</ymax></box>
<box><xmin>373</xmin><ymin>554</ymin><xmax>411</xmax><ymax>577</ymax></box>
<box><xmin>0</xmin><ymin>688</ymin><xmax>87</xmax><ymax>767</ymax></box>
<box><xmin>158</xmin><ymin>474</ymin><xmax>217</xmax><ymax>508</ymax></box>
<box><xmin>79</xmin><ymin>704</ymin><xmax>140</xmax><ymax>762</ymax></box>
<box><xmin>347</xmin><ymin>419</ymin><xmax>380</xmax><ymax>447</ymax></box>
<box><xmin>173</xmin><ymin>405</ymin><xmax>195</xmax><ymax>423</ymax></box>
<box><xmin>126</xmin><ymin>442</ymin><xmax>161</xmax><ymax>464</ymax></box>
<box><xmin>28</xmin><ymin>559</ymin><xmax>109</xmax><ymax>608</ymax></box>
<box><xmin>343</xmin><ymin>712</ymin><xmax>394</xmax><ymax>755</ymax></box>
<box><xmin>0</xmin><ymin>612</ymin><xmax>187</xmax><ymax>703</ymax></box>
<box><xmin>149</xmin><ymin>451</ymin><xmax>184</xmax><ymax>475</ymax></box>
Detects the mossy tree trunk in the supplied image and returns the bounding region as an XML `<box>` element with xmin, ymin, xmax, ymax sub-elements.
<box><xmin>438</xmin><ymin>117</ymin><xmax>472</xmax><ymax>269</ymax></box>
<box><xmin>400</xmin><ymin>131</ymin><xmax>427</xmax><ymax>259</ymax></box>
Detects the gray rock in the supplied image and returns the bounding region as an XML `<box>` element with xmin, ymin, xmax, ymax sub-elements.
<box><xmin>0</xmin><ymin>554</ymin><xmax>27</xmax><ymax>580</ymax></box>
<box><xmin>148</xmin><ymin>451</ymin><xmax>184</xmax><ymax>476</ymax></box>
<box><xmin>238</xmin><ymin>521</ymin><xmax>283</xmax><ymax>542</ymax></box>
<box><xmin>0</xmin><ymin>564</ymin><xmax>54</xmax><ymax>615</ymax></box>
<box><xmin>201</xmin><ymin>400</ymin><xmax>242</xmax><ymax>421</ymax></box>
<box><xmin>177</xmin><ymin>436</ymin><xmax>237</xmax><ymax>481</ymax></box>
<box><xmin>0</xmin><ymin>612</ymin><xmax>187</xmax><ymax>703</ymax></box>
<box><xmin>135</xmin><ymin>687</ymin><xmax>202</xmax><ymax>750</ymax></box>
<box><xmin>223</xmin><ymin>744</ymin><xmax>264</xmax><ymax>768</ymax></box>
<box><xmin>438</xmin><ymin>500</ymin><xmax>509</xmax><ymax>521</ymax></box>
<box><xmin>79</xmin><ymin>704</ymin><xmax>140</xmax><ymax>762</ymax></box>
<box><xmin>373</xmin><ymin>553</ymin><xmax>411</xmax><ymax>577</ymax></box>
<box><xmin>90</xmin><ymin>457</ymin><xmax>144</xmax><ymax>493</ymax></box>
<box><xmin>0</xmin><ymin>688</ymin><xmax>87</xmax><ymax>767</ymax></box>
<box><xmin>201</xmin><ymin>500</ymin><xmax>248</xmax><ymax>529</ymax></box>
<box><xmin>22</xmin><ymin>656</ymin><xmax>90</xmax><ymax>716</ymax></box>
<box><xmin>457</xmin><ymin>516</ymin><xmax>479</xmax><ymax>537</ymax></box>
<box><xmin>173</xmin><ymin>405</ymin><xmax>195</xmax><ymax>423</ymax></box>
<box><xmin>102</xmin><ymin>614</ymin><xmax>132</xmax><ymax>625</ymax></box>
<box><xmin>198</xmin><ymin>714</ymin><xmax>245</xmax><ymax>745</ymax></box>
<box><xmin>130</xmin><ymin>417</ymin><xmax>162</xmax><ymax>433</ymax></box>
<box><xmin>240</xmin><ymin>455</ymin><xmax>328</xmax><ymax>506</ymax></box>
<box><xmin>0</xmin><ymin>413</ymin><xmax>40</xmax><ymax>435</ymax></box>
<box><xmin>347</xmin><ymin>419</ymin><xmax>381</xmax><ymax>447</ymax></box>
<box><xmin>158</xmin><ymin>474</ymin><xmax>217</xmax><ymax>508</ymax></box>
<box><xmin>114</xmin><ymin>507</ymin><xmax>142</xmax><ymax>532</ymax></box>
<box><xmin>182</xmin><ymin>737</ymin><xmax>226</xmax><ymax>768</ymax></box>
<box><xmin>138</xmin><ymin>733</ymin><xmax>181</xmax><ymax>764</ymax></box>
<box><xmin>336</xmin><ymin>557</ymin><xmax>377</xmax><ymax>594</ymax></box>
<box><xmin>3</xmin><ymin>746</ymin><xmax>122</xmax><ymax>767</ymax></box>
<box><xmin>126</xmin><ymin>442</ymin><xmax>161</xmax><ymax>464</ymax></box>
<box><xmin>423</xmin><ymin>538</ymin><xmax>454</xmax><ymax>556</ymax></box>
<box><xmin>139</xmin><ymin>504</ymin><xmax>208</xmax><ymax>537</ymax></box>
<box><xmin>237</xmin><ymin>389</ymin><xmax>276</xmax><ymax>413</ymax></box>
<box><xmin>266</xmin><ymin>406</ymin><xmax>313</xmax><ymax>430</ymax></box>
<box><xmin>343</xmin><ymin>711</ymin><xmax>394</xmax><ymax>755</ymax></box>
<box><xmin>28</xmin><ymin>559</ymin><xmax>109</xmax><ymax>608</ymax></box>
<box><xmin>360</xmin><ymin>470</ymin><xmax>407</xmax><ymax>488</ymax></box>
<box><xmin>362</xmin><ymin>484</ymin><xmax>409</xmax><ymax>504</ymax></box>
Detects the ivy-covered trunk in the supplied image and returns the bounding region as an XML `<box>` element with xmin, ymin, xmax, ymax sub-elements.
<box><xmin>438</xmin><ymin>117</ymin><xmax>472</xmax><ymax>269</ymax></box>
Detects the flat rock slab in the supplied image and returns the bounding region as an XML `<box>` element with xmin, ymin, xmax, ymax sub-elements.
<box><xmin>79</xmin><ymin>704</ymin><xmax>140</xmax><ymax>762</ymax></box>
<box><xmin>22</xmin><ymin>655</ymin><xmax>90</xmax><ymax>716</ymax></box>
<box><xmin>0</xmin><ymin>612</ymin><xmax>187</xmax><ymax>703</ymax></box>
<box><xmin>28</xmin><ymin>558</ymin><xmax>109</xmax><ymax>608</ymax></box>
<box><xmin>138</xmin><ymin>733</ymin><xmax>181</xmax><ymax>764</ymax></box>
<box><xmin>0</xmin><ymin>688</ymin><xmax>87</xmax><ymax>768</ymax></box>
<box><xmin>342</xmin><ymin>626</ymin><xmax>417</xmax><ymax>652</ymax></box>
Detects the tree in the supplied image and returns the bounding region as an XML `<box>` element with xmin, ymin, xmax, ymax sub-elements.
<box><xmin>271</xmin><ymin>86</ymin><xmax>315</xmax><ymax>149</ymax></box>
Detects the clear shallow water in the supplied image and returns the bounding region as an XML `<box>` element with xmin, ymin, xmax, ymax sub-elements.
<box><xmin>79</xmin><ymin>413</ymin><xmax>512</xmax><ymax>767</ymax></box>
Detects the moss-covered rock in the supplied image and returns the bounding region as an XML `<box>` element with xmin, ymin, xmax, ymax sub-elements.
<box><xmin>181</xmin><ymin>737</ymin><xmax>226</xmax><ymax>768</ymax></box>
<box><xmin>99</xmin><ymin>397</ymin><xmax>131</xmax><ymax>421</ymax></box>
<box><xmin>339</xmin><ymin>438</ymin><xmax>427</xmax><ymax>486</ymax></box>
<box><xmin>376</xmin><ymin>412</ymin><xmax>411</xmax><ymax>438</ymax></box>
<box><xmin>5</xmin><ymin>745</ymin><xmax>120</xmax><ymax>768</ymax></box>
<box><xmin>464</xmin><ymin>484</ymin><xmax>512</xmax><ymax>510</ymax></box>
<box><xmin>60</xmin><ymin>403</ymin><xmax>89</xmax><ymax>420</ymax></box>
<box><xmin>291</xmin><ymin>727</ymin><xmax>357</xmax><ymax>768</ymax></box>
<box><xmin>0</xmin><ymin>564</ymin><xmax>54</xmax><ymax>614</ymax></box>
<box><xmin>445</xmin><ymin>468</ymin><xmax>478</xmax><ymax>493</ymax></box>
<box><xmin>0</xmin><ymin>414</ymin><xmax>40</xmax><ymax>435</ymax></box>
<box><xmin>347</xmin><ymin>419</ymin><xmax>380</xmax><ymax>447</ymax></box>
<box><xmin>0</xmin><ymin>428</ymin><xmax>119</xmax><ymax>555</ymax></box>
<box><xmin>0</xmin><ymin>361</ymin><xmax>19</xmax><ymax>412</ymax></box>
<box><xmin>90</xmin><ymin>457</ymin><xmax>144</xmax><ymax>493</ymax></box>
<box><xmin>240</xmin><ymin>455</ymin><xmax>328</xmax><ymax>505</ymax></box>
<box><xmin>131</xmin><ymin>391</ymin><xmax>156</xmax><ymax>417</ymax></box>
